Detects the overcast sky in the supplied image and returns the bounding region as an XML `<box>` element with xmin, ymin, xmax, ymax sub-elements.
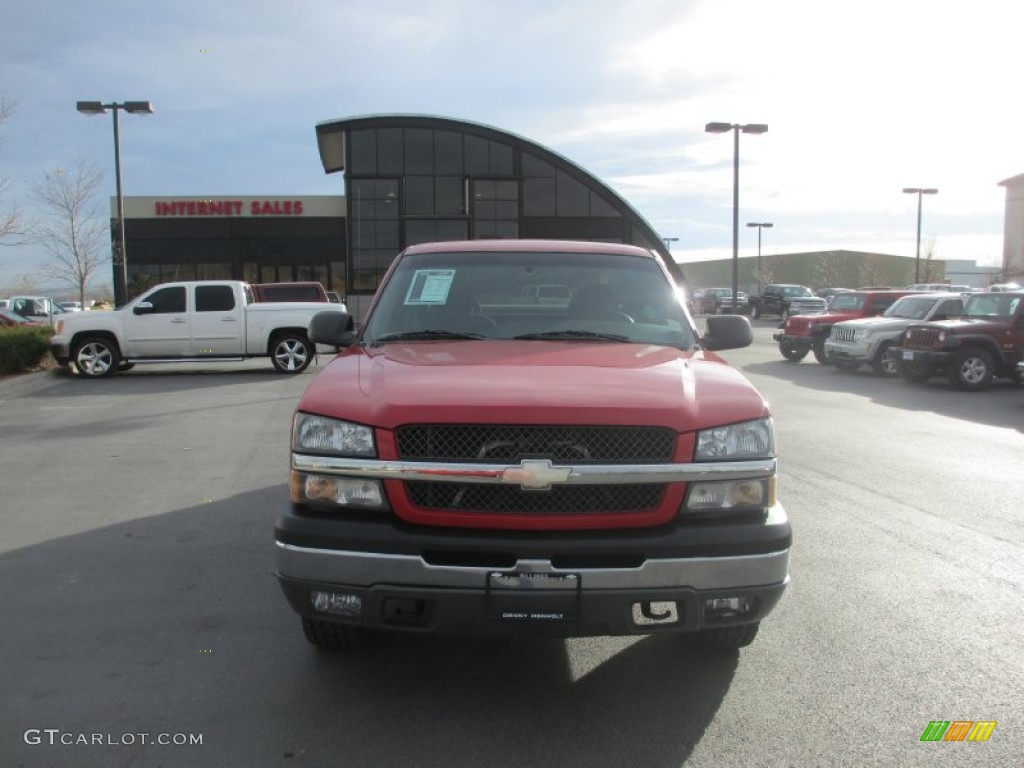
<box><xmin>2</xmin><ymin>0</ymin><xmax>1021</xmax><ymax>290</ymax></box>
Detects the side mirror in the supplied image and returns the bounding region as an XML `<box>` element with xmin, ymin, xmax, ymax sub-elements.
<box><xmin>309</xmin><ymin>310</ymin><xmax>356</xmax><ymax>347</ymax></box>
<box><xmin>703</xmin><ymin>314</ymin><xmax>753</xmax><ymax>351</ymax></box>
<box><xmin>132</xmin><ymin>301</ymin><xmax>154</xmax><ymax>315</ymax></box>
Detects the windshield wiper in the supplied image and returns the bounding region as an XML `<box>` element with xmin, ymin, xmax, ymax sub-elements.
<box><xmin>513</xmin><ymin>330</ymin><xmax>630</xmax><ymax>342</ymax></box>
<box><xmin>371</xmin><ymin>330</ymin><xmax>487</xmax><ymax>345</ymax></box>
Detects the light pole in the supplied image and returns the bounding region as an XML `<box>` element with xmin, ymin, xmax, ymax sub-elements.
<box><xmin>706</xmin><ymin>122</ymin><xmax>768</xmax><ymax>310</ymax></box>
<box><xmin>746</xmin><ymin>221</ymin><xmax>773</xmax><ymax>290</ymax></box>
<box><xmin>902</xmin><ymin>187</ymin><xmax>938</xmax><ymax>283</ymax></box>
<box><xmin>77</xmin><ymin>100</ymin><xmax>153</xmax><ymax>306</ymax></box>
<box><xmin>662</xmin><ymin>236</ymin><xmax>679</xmax><ymax>251</ymax></box>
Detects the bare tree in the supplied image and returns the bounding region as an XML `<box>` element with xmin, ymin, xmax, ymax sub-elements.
<box><xmin>814</xmin><ymin>251</ymin><xmax>845</xmax><ymax>289</ymax></box>
<box><xmin>859</xmin><ymin>254</ymin><xmax>887</xmax><ymax>288</ymax></box>
<box><xmin>755</xmin><ymin>254</ymin><xmax>778</xmax><ymax>289</ymax></box>
<box><xmin>919</xmin><ymin>237</ymin><xmax>944</xmax><ymax>283</ymax></box>
<box><xmin>1</xmin><ymin>96</ymin><xmax>23</xmax><ymax>245</ymax></box>
<box><xmin>30</xmin><ymin>159</ymin><xmax>107</xmax><ymax>306</ymax></box>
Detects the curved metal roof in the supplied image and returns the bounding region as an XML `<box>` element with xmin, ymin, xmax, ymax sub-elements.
<box><xmin>314</xmin><ymin>114</ymin><xmax>682</xmax><ymax>281</ymax></box>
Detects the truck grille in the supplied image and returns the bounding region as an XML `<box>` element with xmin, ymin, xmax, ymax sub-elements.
<box><xmin>405</xmin><ymin>482</ymin><xmax>665</xmax><ymax>514</ymax></box>
<box><xmin>831</xmin><ymin>326</ymin><xmax>857</xmax><ymax>343</ymax></box>
<box><xmin>395</xmin><ymin>425</ymin><xmax>675</xmax><ymax>463</ymax></box>
<box><xmin>789</xmin><ymin>299</ymin><xmax>826</xmax><ymax>313</ymax></box>
<box><xmin>396</xmin><ymin>425</ymin><xmax>673</xmax><ymax>518</ymax></box>
<box><xmin>905</xmin><ymin>327</ymin><xmax>940</xmax><ymax>348</ymax></box>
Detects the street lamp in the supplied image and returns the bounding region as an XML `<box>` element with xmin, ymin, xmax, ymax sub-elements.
<box><xmin>706</xmin><ymin>122</ymin><xmax>768</xmax><ymax>311</ymax></box>
<box><xmin>662</xmin><ymin>236</ymin><xmax>679</xmax><ymax>250</ymax></box>
<box><xmin>77</xmin><ymin>100</ymin><xmax>153</xmax><ymax>306</ymax></box>
<box><xmin>902</xmin><ymin>187</ymin><xmax>938</xmax><ymax>283</ymax></box>
<box><xmin>746</xmin><ymin>221</ymin><xmax>773</xmax><ymax>289</ymax></box>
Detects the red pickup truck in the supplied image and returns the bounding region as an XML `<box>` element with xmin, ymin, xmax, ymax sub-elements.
<box><xmin>274</xmin><ymin>240</ymin><xmax>790</xmax><ymax>652</ymax></box>
<box><xmin>773</xmin><ymin>290</ymin><xmax>915</xmax><ymax>363</ymax></box>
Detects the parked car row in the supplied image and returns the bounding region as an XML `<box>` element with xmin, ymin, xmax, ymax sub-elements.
<box><xmin>692</xmin><ymin>287</ymin><xmax>749</xmax><ymax>315</ymax></box>
<box><xmin>766</xmin><ymin>290</ymin><xmax>1023</xmax><ymax>391</ymax></box>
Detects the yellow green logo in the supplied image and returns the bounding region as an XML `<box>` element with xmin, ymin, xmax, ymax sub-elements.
<box><xmin>920</xmin><ymin>721</ymin><xmax>996</xmax><ymax>742</ymax></box>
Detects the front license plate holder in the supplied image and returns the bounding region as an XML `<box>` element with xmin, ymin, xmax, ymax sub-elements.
<box><xmin>902</xmin><ymin>349</ymin><xmax>914</xmax><ymax>361</ymax></box>
<box><xmin>486</xmin><ymin>572</ymin><xmax>581</xmax><ymax>623</ymax></box>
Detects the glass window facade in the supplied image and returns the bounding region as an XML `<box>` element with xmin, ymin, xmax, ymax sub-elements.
<box><xmin>122</xmin><ymin>209</ymin><xmax>346</xmax><ymax>301</ymax></box>
<box><xmin>335</xmin><ymin>117</ymin><xmax>672</xmax><ymax>300</ymax></box>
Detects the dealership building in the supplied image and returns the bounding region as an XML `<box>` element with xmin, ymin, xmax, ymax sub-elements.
<box><xmin>115</xmin><ymin>114</ymin><xmax>677</xmax><ymax>315</ymax></box>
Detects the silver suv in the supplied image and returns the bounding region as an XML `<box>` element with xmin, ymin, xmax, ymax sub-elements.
<box><xmin>824</xmin><ymin>293</ymin><xmax>964</xmax><ymax>375</ymax></box>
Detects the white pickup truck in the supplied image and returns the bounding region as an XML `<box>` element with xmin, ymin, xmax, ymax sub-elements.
<box><xmin>50</xmin><ymin>280</ymin><xmax>347</xmax><ymax>378</ymax></box>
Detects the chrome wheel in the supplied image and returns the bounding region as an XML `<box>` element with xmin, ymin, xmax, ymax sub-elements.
<box><xmin>272</xmin><ymin>334</ymin><xmax>312</xmax><ymax>373</ymax></box>
<box><xmin>73</xmin><ymin>337</ymin><xmax>119</xmax><ymax>378</ymax></box>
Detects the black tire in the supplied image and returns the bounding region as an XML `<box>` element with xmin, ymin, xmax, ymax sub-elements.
<box><xmin>834</xmin><ymin>359</ymin><xmax>861</xmax><ymax>373</ymax></box>
<box><xmin>870</xmin><ymin>342</ymin><xmax>897</xmax><ymax>377</ymax></box>
<box><xmin>949</xmin><ymin>348</ymin><xmax>994</xmax><ymax>391</ymax></box>
<box><xmin>779</xmin><ymin>341</ymin><xmax>808</xmax><ymax>362</ymax></box>
<box><xmin>898</xmin><ymin>360</ymin><xmax>932</xmax><ymax>384</ymax></box>
<box><xmin>271</xmin><ymin>332</ymin><xmax>313</xmax><ymax>373</ymax></box>
<box><xmin>812</xmin><ymin>343</ymin><xmax>830</xmax><ymax>364</ymax></box>
<box><xmin>695</xmin><ymin>622</ymin><xmax>760</xmax><ymax>651</ymax></box>
<box><xmin>301</xmin><ymin>618</ymin><xmax>370</xmax><ymax>650</ymax></box>
<box><xmin>72</xmin><ymin>336</ymin><xmax>121</xmax><ymax>378</ymax></box>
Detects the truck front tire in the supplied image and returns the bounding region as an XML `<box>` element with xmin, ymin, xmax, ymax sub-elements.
<box><xmin>271</xmin><ymin>332</ymin><xmax>313</xmax><ymax>373</ymax></box>
<box><xmin>871</xmin><ymin>343</ymin><xmax>897</xmax><ymax>376</ymax></box>
<box><xmin>779</xmin><ymin>341</ymin><xmax>807</xmax><ymax>362</ymax></box>
<box><xmin>72</xmin><ymin>336</ymin><xmax>120</xmax><ymax>378</ymax></box>
<box><xmin>949</xmin><ymin>348</ymin><xmax>994</xmax><ymax>391</ymax></box>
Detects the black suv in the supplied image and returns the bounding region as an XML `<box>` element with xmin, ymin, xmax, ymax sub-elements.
<box><xmin>749</xmin><ymin>285</ymin><xmax>827</xmax><ymax>320</ymax></box>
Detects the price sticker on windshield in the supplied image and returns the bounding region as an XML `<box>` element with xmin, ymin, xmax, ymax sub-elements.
<box><xmin>405</xmin><ymin>270</ymin><xmax>455</xmax><ymax>305</ymax></box>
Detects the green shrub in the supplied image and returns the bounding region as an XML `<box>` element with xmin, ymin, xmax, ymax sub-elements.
<box><xmin>0</xmin><ymin>326</ymin><xmax>54</xmax><ymax>375</ymax></box>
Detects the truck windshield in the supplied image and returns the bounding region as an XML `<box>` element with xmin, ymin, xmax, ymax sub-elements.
<box><xmin>829</xmin><ymin>294</ymin><xmax>868</xmax><ymax>311</ymax></box>
<box><xmin>884</xmin><ymin>296</ymin><xmax>938</xmax><ymax>319</ymax></box>
<box><xmin>964</xmin><ymin>294</ymin><xmax>1020</xmax><ymax>318</ymax></box>
<box><xmin>362</xmin><ymin>250</ymin><xmax>697</xmax><ymax>349</ymax></box>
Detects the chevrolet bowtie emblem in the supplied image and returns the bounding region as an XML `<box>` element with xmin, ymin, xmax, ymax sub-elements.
<box><xmin>501</xmin><ymin>459</ymin><xmax>571</xmax><ymax>491</ymax></box>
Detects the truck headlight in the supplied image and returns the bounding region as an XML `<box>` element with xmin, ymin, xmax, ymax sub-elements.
<box><xmin>696</xmin><ymin>418</ymin><xmax>774</xmax><ymax>461</ymax></box>
<box><xmin>292</xmin><ymin>413</ymin><xmax>376</xmax><ymax>457</ymax></box>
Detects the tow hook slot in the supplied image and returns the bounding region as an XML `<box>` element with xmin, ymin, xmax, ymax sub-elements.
<box><xmin>632</xmin><ymin>601</ymin><xmax>681</xmax><ymax>626</ymax></box>
<box><xmin>381</xmin><ymin>597</ymin><xmax>433</xmax><ymax>628</ymax></box>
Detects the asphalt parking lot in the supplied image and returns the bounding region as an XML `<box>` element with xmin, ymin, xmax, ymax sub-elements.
<box><xmin>1</xmin><ymin>329</ymin><xmax>1022</xmax><ymax>768</ymax></box>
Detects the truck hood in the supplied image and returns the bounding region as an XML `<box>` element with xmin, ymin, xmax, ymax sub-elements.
<box><xmin>785</xmin><ymin>310</ymin><xmax>859</xmax><ymax>333</ymax></box>
<box><xmin>833</xmin><ymin>315</ymin><xmax>915</xmax><ymax>332</ymax></box>
<box><xmin>909</xmin><ymin>317</ymin><xmax>1008</xmax><ymax>333</ymax></box>
<box><xmin>298</xmin><ymin>340</ymin><xmax>768</xmax><ymax>433</ymax></box>
<box><xmin>53</xmin><ymin>307</ymin><xmax>122</xmax><ymax>336</ymax></box>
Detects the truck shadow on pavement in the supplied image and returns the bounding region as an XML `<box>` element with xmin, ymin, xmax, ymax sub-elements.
<box><xmin>0</xmin><ymin>486</ymin><xmax>738</xmax><ymax>768</ymax></box>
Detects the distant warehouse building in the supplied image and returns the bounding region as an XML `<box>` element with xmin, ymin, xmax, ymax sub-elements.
<box><xmin>999</xmin><ymin>173</ymin><xmax>1024</xmax><ymax>284</ymax></box>
<box><xmin>115</xmin><ymin>114</ymin><xmax>678</xmax><ymax>315</ymax></box>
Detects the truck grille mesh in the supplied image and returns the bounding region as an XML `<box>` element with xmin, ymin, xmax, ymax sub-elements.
<box><xmin>395</xmin><ymin>425</ymin><xmax>675</xmax><ymax>463</ymax></box>
<box><xmin>831</xmin><ymin>326</ymin><xmax>857</xmax><ymax>343</ymax></box>
<box><xmin>395</xmin><ymin>425</ymin><xmax>674</xmax><ymax>517</ymax></box>
<box><xmin>404</xmin><ymin>482</ymin><xmax>665</xmax><ymax>514</ymax></box>
<box><xmin>905</xmin><ymin>328</ymin><xmax>941</xmax><ymax>348</ymax></box>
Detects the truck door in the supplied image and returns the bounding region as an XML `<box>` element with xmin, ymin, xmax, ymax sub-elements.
<box><xmin>191</xmin><ymin>284</ymin><xmax>244</xmax><ymax>356</ymax></box>
<box><xmin>123</xmin><ymin>285</ymin><xmax>190</xmax><ymax>357</ymax></box>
